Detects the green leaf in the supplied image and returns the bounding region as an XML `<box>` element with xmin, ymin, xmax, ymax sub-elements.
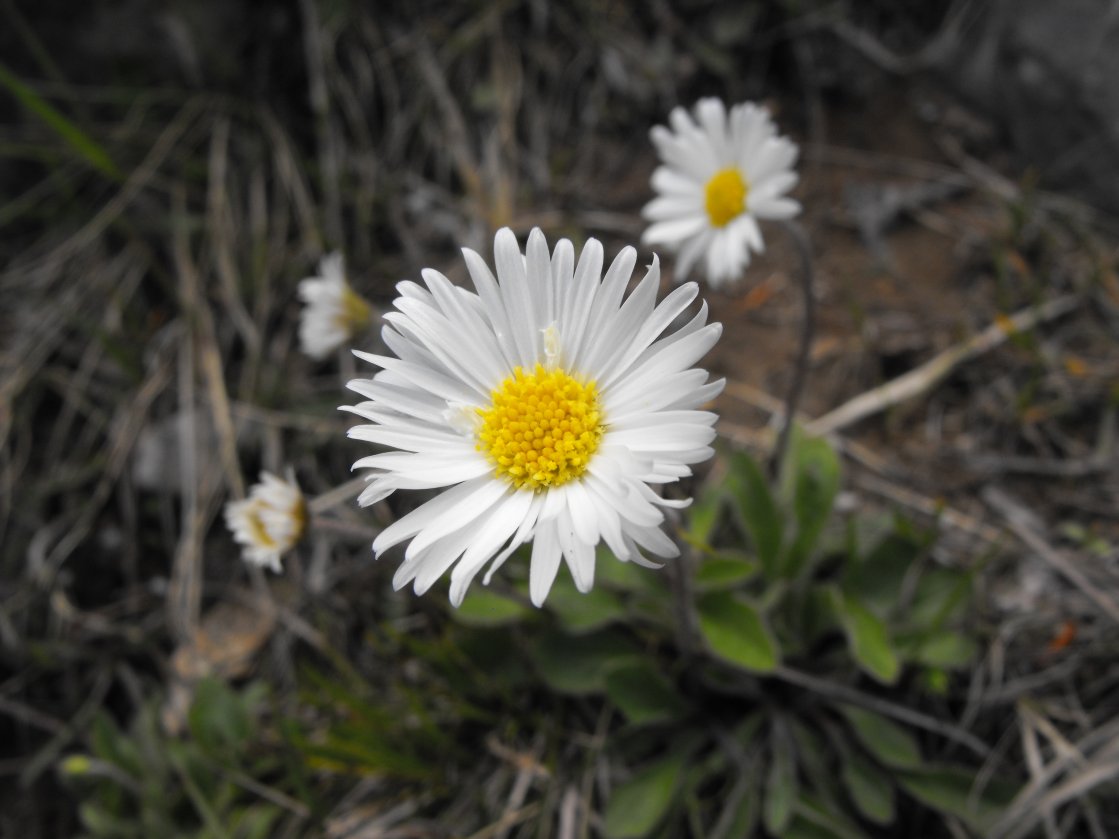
<box><xmin>789</xmin><ymin>796</ymin><xmax>870</xmax><ymax>839</ymax></box>
<box><xmin>189</xmin><ymin>677</ymin><xmax>252</xmax><ymax>756</ymax></box>
<box><xmin>0</xmin><ymin>61</ymin><xmax>120</xmax><ymax>178</ymax></box>
<box><xmin>789</xmin><ymin>721</ymin><xmax>843</xmax><ymax>808</ymax></box>
<box><xmin>844</xmin><ymin>532</ymin><xmax>921</xmax><ymax>618</ymax></box>
<box><xmin>547</xmin><ymin>575</ymin><xmax>628</xmax><ymax>633</ymax></box>
<box><xmin>726</xmin><ymin>451</ymin><xmax>783</xmax><ymax>578</ymax></box>
<box><xmin>604</xmin><ymin>661</ymin><xmax>688</xmax><ymax>726</ymax></box>
<box><xmin>603</xmin><ymin>753</ymin><xmax>688</xmax><ymax>838</ymax></box>
<box><xmin>694</xmin><ymin>553</ymin><xmax>758</xmax><ymax>591</ymax></box>
<box><xmin>763</xmin><ymin>722</ymin><xmax>797</xmax><ymax>834</ymax></box>
<box><xmin>529</xmin><ymin>629</ymin><xmax>639</xmax><ymax>695</ymax></box>
<box><xmin>597</xmin><ymin>548</ymin><xmax>662</xmax><ymax>592</ymax></box>
<box><xmin>709</xmin><ymin>761</ymin><xmax>760</xmax><ymax>839</ymax></box>
<box><xmin>697</xmin><ymin>592</ymin><xmax>779</xmax><ymax>673</ymax></box>
<box><xmin>831</xmin><ymin>588</ymin><xmax>899</xmax><ymax>684</ymax></box>
<box><xmin>907</xmin><ymin>630</ymin><xmax>978</xmax><ymax>669</ymax></box>
<box><xmin>454</xmin><ymin>588</ymin><xmax>530</xmax><ymax>627</ymax></box>
<box><xmin>907</xmin><ymin>568</ymin><xmax>971</xmax><ymax>630</ymax></box>
<box><xmin>786</xmin><ymin>434</ymin><xmax>841</xmax><ymax>577</ymax></box>
<box><xmin>897</xmin><ymin>764</ymin><xmax>1012</xmax><ymax>833</ymax></box>
<box><xmin>840</xmin><ymin>751</ymin><xmax>895</xmax><ymax>825</ymax></box>
<box><xmin>79</xmin><ymin>802</ymin><xmax>137</xmax><ymax>838</ymax></box>
<box><xmin>686</xmin><ymin>475</ymin><xmax>725</xmax><ymax>547</ymax></box>
<box><xmin>230</xmin><ymin>804</ymin><xmax>282</xmax><ymax>839</ymax></box>
<box><xmin>838</xmin><ymin>706</ymin><xmax>921</xmax><ymax>769</ymax></box>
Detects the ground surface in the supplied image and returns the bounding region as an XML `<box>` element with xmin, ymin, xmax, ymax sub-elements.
<box><xmin>2</xmin><ymin>2</ymin><xmax>1118</xmax><ymax>837</ymax></box>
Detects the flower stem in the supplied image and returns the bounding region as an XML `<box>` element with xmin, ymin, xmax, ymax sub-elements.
<box><xmin>771</xmin><ymin>220</ymin><xmax>816</xmax><ymax>478</ymax></box>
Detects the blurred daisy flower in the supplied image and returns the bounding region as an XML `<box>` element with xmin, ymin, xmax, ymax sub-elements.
<box><xmin>224</xmin><ymin>471</ymin><xmax>306</xmax><ymax>572</ymax></box>
<box><xmin>298</xmin><ymin>253</ymin><xmax>373</xmax><ymax>360</ymax></box>
<box><xmin>642</xmin><ymin>98</ymin><xmax>801</xmax><ymax>287</ymax></box>
<box><xmin>344</xmin><ymin>227</ymin><xmax>723</xmax><ymax>607</ymax></box>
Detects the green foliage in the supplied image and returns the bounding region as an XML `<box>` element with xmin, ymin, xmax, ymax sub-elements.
<box><xmin>57</xmin><ymin>436</ymin><xmax>998</xmax><ymax>837</ymax></box>
<box><xmin>0</xmin><ymin>61</ymin><xmax>121</xmax><ymax>179</ymax></box>
<box><xmin>603</xmin><ymin>752</ymin><xmax>689</xmax><ymax>838</ymax></box>
<box><xmin>443</xmin><ymin>433</ymin><xmax>998</xmax><ymax>837</ymax></box>
<box><xmin>60</xmin><ymin>682</ymin><xmax>290</xmax><ymax>839</ymax></box>
<box><xmin>697</xmin><ymin>592</ymin><xmax>779</xmax><ymax>673</ymax></box>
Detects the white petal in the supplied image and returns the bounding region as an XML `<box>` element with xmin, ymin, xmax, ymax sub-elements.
<box><xmin>529</xmin><ymin>521</ymin><xmax>562</xmax><ymax>606</ymax></box>
<box><xmin>372</xmin><ymin>477</ymin><xmax>497</xmax><ymax>555</ymax></box>
<box><xmin>642</xmin><ymin>215</ymin><xmax>708</xmax><ymax>247</ymax></box>
<box><xmin>494</xmin><ymin>227</ymin><xmax>537</xmax><ymax>367</ymax></box>
<box><xmin>449</xmin><ymin>489</ymin><xmax>534</xmax><ymax>606</ymax></box>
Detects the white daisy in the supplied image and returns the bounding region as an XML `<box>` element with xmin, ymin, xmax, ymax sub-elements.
<box><xmin>224</xmin><ymin>471</ymin><xmax>306</xmax><ymax>572</ymax></box>
<box><xmin>343</xmin><ymin>227</ymin><xmax>724</xmax><ymax>607</ymax></box>
<box><xmin>642</xmin><ymin>98</ymin><xmax>801</xmax><ymax>287</ymax></box>
<box><xmin>298</xmin><ymin>252</ymin><xmax>373</xmax><ymax>360</ymax></box>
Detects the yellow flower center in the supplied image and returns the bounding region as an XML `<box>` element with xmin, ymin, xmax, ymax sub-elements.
<box><xmin>336</xmin><ymin>284</ymin><xmax>373</xmax><ymax>333</ymax></box>
<box><xmin>245</xmin><ymin>502</ymin><xmax>278</xmax><ymax>549</ymax></box>
<box><xmin>704</xmin><ymin>167</ymin><xmax>749</xmax><ymax>227</ymax></box>
<box><xmin>477</xmin><ymin>364</ymin><xmax>604</xmax><ymax>491</ymax></box>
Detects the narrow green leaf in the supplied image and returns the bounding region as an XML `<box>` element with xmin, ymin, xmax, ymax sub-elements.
<box><xmin>786</xmin><ymin>434</ymin><xmax>841</xmax><ymax>577</ymax></box>
<box><xmin>188</xmin><ymin>677</ymin><xmax>251</xmax><ymax>756</ymax></box>
<box><xmin>763</xmin><ymin>722</ymin><xmax>797</xmax><ymax>834</ymax></box>
<box><xmin>831</xmin><ymin>588</ymin><xmax>899</xmax><ymax>684</ymax></box>
<box><xmin>697</xmin><ymin>592</ymin><xmax>779</xmax><ymax>673</ymax></box>
<box><xmin>454</xmin><ymin>588</ymin><xmax>530</xmax><ymax>627</ymax></box>
<box><xmin>530</xmin><ymin>629</ymin><xmax>638</xmax><ymax>695</ymax></box>
<box><xmin>597</xmin><ymin>547</ymin><xmax>662</xmax><ymax>592</ymax></box>
<box><xmin>0</xmin><ymin>61</ymin><xmax>120</xmax><ymax>178</ymax></box>
<box><xmin>694</xmin><ymin>553</ymin><xmax>758</xmax><ymax>591</ymax></box>
<box><xmin>604</xmin><ymin>661</ymin><xmax>687</xmax><ymax>726</ymax></box>
<box><xmin>840</xmin><ymin>751</ymin><xmax>895</xmax><ymax>825</ymax></box>
<box><xmin>897</xmin><ymin>764</ymin><xmax>1013</xmax><ymax>833</ymax></box>
<box><xmin>838</xmin><ymin>706</ymin><xmax>921</xmax><ymax>769</ymax></box>
<box><xmin>789</xmin><ymin>720</ymin><xmax>843</xmax><ymax>808</ymax></box>
<box><xmin>230</xmin><ymin>805</ymin><xmax>282</xmax><ymax>839</ymax></box>
<box><xmin>908</xmin><ymin>630</ymin><xmax>978</xmax><ymax>669</ymax></box>
<box><xmin>686</xmin><ymin>476</ymin><xmax>724</xmax><ymax>547</ymax></box>
<box><xmin>843</xmin><ymin>532</ymin><xmax>921</xmax><ymax>618</ymax></box>
<box><xmin>709</xmin><ymin>760</ymin><xmax>760</xmax><ymax>839</ymax></box>
<box><xmin>79</xmin><ymin>803</ymin><xmax>136</xmax><ymax>838</ymax></box>
<box><xmin>547</xmin><ymin>576</ymin><xmax>628</xmax><ymax>634</ymax></box>
<box><xmin>907</xmin><ymin>568</ymin><xmax>971</xmax><ymax>630</ymax></box>
<box><xmin>603</xmin><ymin>753</ymin><xmax>688</xmax><ymax>838</ymax></box>
<box><xmin>790</xmin><ymin>796</ymin><xmax>870</xmax><ymax>839</ymax></box>
<box><xmin>726</xmin><ymin>451</ymin><xmax>783</xmax><ymax>578</ymax></box>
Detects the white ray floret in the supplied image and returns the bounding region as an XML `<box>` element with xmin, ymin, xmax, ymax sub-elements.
<box><xmin>344</xmin><ymin>227</ymin><xmax>724</xmax><ymax>607</ymax></box>
<box><xmin>642</xmin><ymin>98</ymin><xmax>801</xmax><ymax>287</ymax></box>
<box><xmin>298</xmin><ymin>252</ymin><xmax>373</xmax><ymax>360</ymax></box>
<box><xmin>224</xmin><ymin>470</ymin><xmax>306</xmax><ymax>572</ymax></box>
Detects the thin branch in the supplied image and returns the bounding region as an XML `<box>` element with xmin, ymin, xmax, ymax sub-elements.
<box><xmin>807</xmin><ymin>295</ymin><xmax>1081</xmax><ymax>436</ymax></box>
<box><xmin>771</xmin><ymin>219</ymin><xmax>816</xmax><ymax>477</ymax></box>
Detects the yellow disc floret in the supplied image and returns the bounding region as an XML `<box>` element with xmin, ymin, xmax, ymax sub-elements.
<box><xmin>704</xmin><ymin>167</ymin><xmax>749</xmax><ymax>227</ymax></box>
<box><xmin>477</xmin><ymin>364</ymin><xmax>604</xmax><ymax>491</ymax></box>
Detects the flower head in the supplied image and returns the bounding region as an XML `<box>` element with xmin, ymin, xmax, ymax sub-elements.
<box><xmin>642</xmin><ymin>98</ymin><xmax>801</xmax><ymax>287</ymax></box>
<box><xmin>224</xmin><ymin>471</ymin><xmax>306</xmax><ymax>571</ymax></box>
<box><xmin>298</xmin><ymin>253</ymin><xmax>373</xmax><ymax>360</ymax></box>
<box><xmin>343</xmin><ymin>227</ymin><xmax>724</xmax><ymax>607</ymax></box>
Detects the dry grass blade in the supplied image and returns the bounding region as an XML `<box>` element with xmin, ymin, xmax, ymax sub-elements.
<box><xmin>807</xmin><ymin>295</ymin><xmax>1082</xmax><ymax>436</ymax></box>
<box><xmin>984</xmin><ymin>487</ymin><xmax>1119</xmax><ymax>625</ymax></box>
<box><xmin>1</xmin><ymin>97</ymin><xmax>203</xmax><ymax>283</ymax></box>
<box><xmin>990</xmin><ymin>716</ymin><xmax>1119</xmax><ymax>839</ymax></box>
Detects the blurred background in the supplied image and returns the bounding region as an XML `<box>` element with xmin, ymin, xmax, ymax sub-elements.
<box><xmin>2</xmin><ymin>1</ymin><xmax>1118</xmax><ymax>837</ymax></box>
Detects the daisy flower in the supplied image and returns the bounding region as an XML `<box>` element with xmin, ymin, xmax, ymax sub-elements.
<box><xmin>642</xmin><ymin>98</ymin><xmax>801</xmax><ymax>287</ymax></box>
<box><xmin>224</xmin><ymin>471</ymin><xmax>306</xmax><ymax>572</ymax></box>
<box><xmin>343</xmin><ymin>227</ymin><xmax>723</xmax><ymax>607</ymax></box>
<box><xmin>298</xmin><ymin>252</ymin><xmax>374</xmax><ymax>360</ymax></box>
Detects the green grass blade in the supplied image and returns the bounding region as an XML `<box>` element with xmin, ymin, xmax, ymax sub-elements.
<box><xmin>0</xmin><ymin>61</ymin><xmax>121</xmax><ymax>178</ymax></box>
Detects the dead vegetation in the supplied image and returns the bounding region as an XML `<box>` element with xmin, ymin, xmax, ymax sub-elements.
<box><xmin>1</xmin><ymin>1</ymin><xmax>1118</xmax><ymax>836</ymax></box>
